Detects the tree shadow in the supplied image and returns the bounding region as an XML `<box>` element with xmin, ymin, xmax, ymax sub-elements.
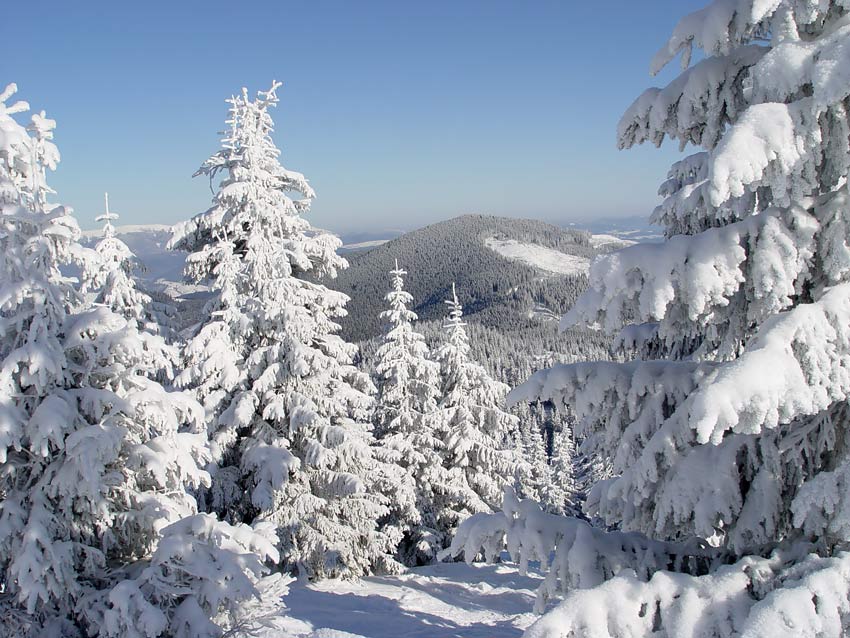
<box><xmin>380</xmin><ymin>575</ymin><xmax>537</xmax><ymax>617</ymax></box>
<box><xmin>285</xmin><ymin>584</ymin><xmax>529</xmax><ymax>638</ymax></box>
<box><xmin>398</xmin><ymin>561</ymin><xmax>544</xmax><ymax>589</ymax></box>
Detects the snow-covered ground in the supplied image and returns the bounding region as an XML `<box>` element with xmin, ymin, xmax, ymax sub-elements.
<box><xmin>146</xmin><ymin>279</ymin><xmax>210</xmax><ymax>299</ymax></box>
<box><xmin>484</xmin><ymin>237</ymin><xmax>590</xmax><ymax>276</ymax></box>
<box><xmin>283</xmin><ymin>562</ymin><xmax>542</xmax><ymax>638</ymax></box>
<box><xmin>589</xmin><ymin>233</ymin><xmax>637</xmax><ymax>249</ymax></box>
<box><xmin>340</xmin><ymin>239</ymin><xmax>391</xmax><ymax>252</ymax></box>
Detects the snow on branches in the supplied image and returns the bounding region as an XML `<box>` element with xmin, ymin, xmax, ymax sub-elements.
<box><xmin>433</xmin><ymin>284</ymin><xmax>522</xmax><ymax>531</ymax></box>
<box><xmin>91</xmin><ymin>515</ymin><xmax>290</xmax><ymax>638</ymax></box>
<box><xmin>506</xmin><ymin>1</ymin><xmax>850</xmax><ymax>636</ymax></box>
<box><xmin>80</xmin><ymin>193</ymin><xmax>156</xmax><ymax>331</ymax></box>
<box><xmin>170</xmin><ymin>82</ymin><xmax>398</xmax><ymax>579</ymax></box>
<box><xmin>442</xmin><ymin>488</ymin><xmax>726</xmax><ymax>614</ymax></box>
<box><xmin>0</xmin><ymin>84</ymin><xmax>280</xmax><ymax>637</ymax></box>
<box><xmin>372</xmin><ymin>262</ymin><xmax>443</xmax><ymax>563</ymax></box>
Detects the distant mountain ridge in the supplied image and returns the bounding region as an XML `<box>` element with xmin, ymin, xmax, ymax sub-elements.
<box><xmin>79</xmin><ymin>223</ymin><xmax>174</xmax><ymax>239</ymax></box>
<box><xmin>331</xmin><ymin>214</ymin><xmax>608</xmax><ymax>343</ymax></box>
<box><xmin>78</xmin><ymin>225</ymin><xmax>188</xmax><ymax>291</ymax></box>
<box><xmin>77</xmin><ymin>216</ymin><xmax>647</xmax><ymax>343</ymax></box>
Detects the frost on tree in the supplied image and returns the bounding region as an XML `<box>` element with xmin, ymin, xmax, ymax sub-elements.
<box><xmin>433</xmin><ymin>284</ymin><xmax>521</xmax><ymax>539</ymax></box>
<box><xmin>539</xmin><ymin>421</ymin><xmax>581</xmax><ymax>518</ymax></box>
<box><xmin>460</xmin><ymin>2</ymin><xmax>850</xmax><ymax>636</ymax></box>
<box><xmin>80</xmin><ymin>193</ymin><xmax>167</xmax><ymax>336</ymax></box>
<box><xmin>372</xmin><ymin>261</ymin><xmax>445</xmax><ymax>564</ymax></box>
<box><xmin>170</xmin><ymin>82</ymin><xmax>398</xmax><ymax>579</ymax></box>
<box><xmin>0</xmin><ymin>84</ymin><xmax>283</xmax><ymax>637</ymax></box>
<box><xmin>512</xmin><ymin>402</ymin><xmax>555</xmax><ymax>508</ymax></box>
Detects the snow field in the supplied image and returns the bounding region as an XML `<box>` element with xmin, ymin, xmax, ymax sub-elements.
<box><xmin>285</xmin><ymin>562</ymin><xmax>542</xmax><ymax>638</ymax></box>
<box><xmin>484</xmin><ymin>237</ymin><xmax>590</xmax><ymax>276</ymax></box>
<box><xmin>588</xmin><ymin>233</ymin><xmax>637</xmax><ymax>248</ymax></box>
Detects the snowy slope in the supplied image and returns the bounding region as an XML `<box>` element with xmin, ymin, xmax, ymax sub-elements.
<box><xmin>589</xmin><ymin>233</ymin><xmax>637</xmax><ymax>249</ymax></box>
<box><xmin>483</xmin><ymin>234</ymin><xmax>636</xmax><ymax>274</ymax></box>
<box><xmin>340</xmin><ymin>239</ymin><xmax>391</xmax><ymax>252</ymax></box>
<box><xmin>284</xmin><ymin>562</ymin><xmax>542</xmax><ymax>638</ymax></box>
<box><xmin>484</xmin><ymin>237</ymin><xmax>591</xmax><ymax>276</ymax></box>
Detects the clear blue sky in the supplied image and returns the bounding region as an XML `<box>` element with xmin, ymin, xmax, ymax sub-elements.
<box><xmin>7</xmin><ymin>1</ymin><xmax>705</xmax><ymax>233</ymax></box>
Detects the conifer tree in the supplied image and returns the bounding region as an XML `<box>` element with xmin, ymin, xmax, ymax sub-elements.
<box><xmin>540</xmin><ymin>423</ymin><xmax>579</xmax><ymax>517</ymax></box>
<box><xmin>170</xmin><ymin>82</ymin><xmax>397</xmax><ymax>578</ymax></box>
<box><xmin>0</xmin><ymin>84</ymin><xmax>283</xmax><ymax>637</ymax></box>
<box><xmin>372</xmin><ymin>261</ymin><xmax>445</xmax><ymax>563</ymax></box>
<box><xmin>433</xmin><ymin>284</ymin><xmax>520</xmax><ymax>532</ymax></box>
<box><xmin>81</xmin><ymin>193</ymin><xmax>157</xmax><ymax>331</ymax></box>
<box><xmin>510</xmin><ymin>402</ymin><xmax>543</xmax><ymax>502</ymax></box>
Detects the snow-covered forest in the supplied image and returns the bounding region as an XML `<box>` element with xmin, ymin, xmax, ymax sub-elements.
<box><xmin>4</xmin><ymin>0</ymin><xmax>850</xmax><ymax>636</ymax></box>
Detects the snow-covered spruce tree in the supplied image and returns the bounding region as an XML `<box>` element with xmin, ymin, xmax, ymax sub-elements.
<box><xmin>372</xmin><ymin>261</ymin><xmax>446</xmax><ymax>564</ymax></box>
<box><xmin>0</xmin><ymin>84</ymin><xmax>286</xmax><ymax>637</ymax></box>
<box><xmin>170</xmin><ymin>81</ymin><xmax>398</xmax><ymax>579</ymax></box>
<box><xmin>433</xmin><ymin>284</ymin><xmax>521</xmax><ymax>536</ymax></box>
<box><xmin>538</xmin><ymin>423</ymin><xmax>579</xmax><ymax>517</ymax></box>
<box><xmin>80</xmin><ymin>193</ymin><xmax>160</xmax><ymax>333</ymax></box>
<box><xmin>478</xmin><ymin>3</ymin><xmax>850</xmax><ymax>636</ymax></box>
<box><xmin>513</xmin><ymin>403</ymin><xmax>548</xmax><ymax>504</ymax></box>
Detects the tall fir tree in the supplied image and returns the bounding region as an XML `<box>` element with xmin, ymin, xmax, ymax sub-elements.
<box><xmin>513</xmin><ymin>402</ymin><xmax>548</xmax><ymax>504</ymax></box>
<box><xmin>372</xmin><ymin>261</ymin><xmax>446</xmax><ymax>563</ymax></box>
<box><xmin>170</xmin><ymin>82</ymin><xmax>398</xmax><ymax>579</ymax></box>
<box><xmin>539</xmin><ymin>422</ymin><xmax>579</xmax><ymax>517</ymax></box>
<box><xmin>0</xmin><ymin>84</ymin><xmax>284</xmax><ymax>637</ymax></box>
<box><xmin>433</xmin><ymin>284</ymin><xmax>521</xmax><ymax>535</ymax></box>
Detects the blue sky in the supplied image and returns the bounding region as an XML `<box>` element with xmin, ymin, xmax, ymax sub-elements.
<box><xmin>8</xmin><ymin>1</ymin><xmax>706</xmax><ymax>233</ymax></box>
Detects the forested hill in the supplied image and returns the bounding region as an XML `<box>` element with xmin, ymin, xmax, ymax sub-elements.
<box><xmin>333</xmin><ymin>214</ymin><xmax>605</xmax><ymax>342</ymax></box>
<box><xmin>75</xmin><ymin>215</ymin><xmax>623</xmax><ymax>361</ymax></box>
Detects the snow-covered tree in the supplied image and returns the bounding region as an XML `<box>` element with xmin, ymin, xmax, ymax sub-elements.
<box><xmin>373</xmin><ymin>261</ymin><xmax>441</xmax><ymax>439</ymax></box>
<box><xmin>372</xmin><ymin>261</ymin><xmax>445</xmax><ymax>563</ymax></box>
<box><xmin>539</xmin><ymin>423</ymin><xmax>579</xmax><ymax>517</ymax></box>
<box><xmin>88</xmin><ymin>516</ymin><xmax>292</xmax><ymax>638</ymax></box>
<box><xmin>80</xmin><ymin>193</ymin><xmax>164</xmax><ymax>335</ymax></box>
<box><xmin>81</xmin><ymin>193</ymin><xmax>130</xmax><ymax>290</ymax></box>
<box><xmin>170</xmin><ymin>81</ymin><xmax>398</xmax><ymax>579</ymax></box>
<box><xmin>479</xmin><ymin>2</ymin><xmax>850</xmax><ymax>635</ymax></box>
<box><xmin>0</xmin><ymin>84</ymin><xmax>282</xmax><ymax>637</ymax></box>
<box><xmin>432</xmin><ymin>284</ymin><xmax>520</xmax><ymax>536</ymax></box>
<box><xmin>513</xmin><ymin>402</ymin><xmax>547</xmax><ymax>503</ymax></box>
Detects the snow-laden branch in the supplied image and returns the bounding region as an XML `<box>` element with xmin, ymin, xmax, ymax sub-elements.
<box><xmin>620</xmin><ymin>46</ymin><xmax>764</xmax><ymax>151</ymax></box>
<box><xmin>563</xmin><ymin>205</ymin><xmax>817</xmax><ymax>360</ymax></box>
<box><xmin>524</xmin><ymin>548</ymin><xmax>850</xmax><ymax>638</ymax></box>
<box><xmin>441</xmin><ymin>488</ymin><xmax>727</xmax><ymax>614</ymax></box>
<box><xmin>688</xmin><ymin>281</ymin><xmax>850</xmax><ymax>441</ymax></box>
<box><xmin>515</xmin><ymin>283</ymin><xmax>850</xmax><ymax>549</ymax></box>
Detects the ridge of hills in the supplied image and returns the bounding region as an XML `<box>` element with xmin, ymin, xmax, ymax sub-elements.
<box><xmin>332</xmin><ymin>214</ymin><xmax>617</xmax><ymax>344</ymax></box>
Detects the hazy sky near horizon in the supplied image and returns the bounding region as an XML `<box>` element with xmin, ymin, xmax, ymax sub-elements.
<box><xmin>8</xmin><ymin>1</ymin><xmax>706</xmax><ymax>233</ymax></box>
